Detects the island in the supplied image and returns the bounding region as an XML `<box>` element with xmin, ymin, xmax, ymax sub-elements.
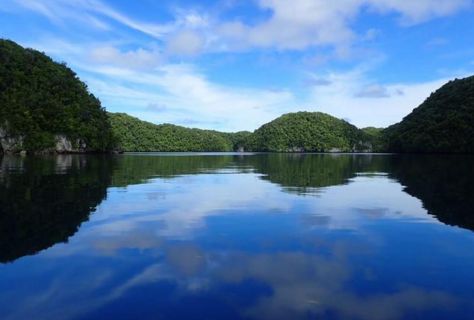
<box><xmin>1</xmin><ymin>39</ymin><xmax>473</xmax><ymax>155</ymax></box>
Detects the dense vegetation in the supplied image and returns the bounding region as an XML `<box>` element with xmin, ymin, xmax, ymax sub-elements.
<box><xmin>3</xmin><ymin>38</ymin><xmax>473</xmax><ymax>154</ymax></box>
<box><xmin>0</xmin><ymin>39</ymin><xmax>115</xmax><ymax>153</ymax></box>
<box><xmin>385</xmin><ymin>76</ymin><xmax>474</xmax><ymax>153</ymax></box>
<box><xmin>109</xmin><ymin>112</ymin><xmax>375</xmax><ymax>153</ymax></box>
<box><xmin>248</xmin><ymin>112</ymin><xmax>371</xmax><ymax>152</ymax></box>
<box><xmin>361</xmin><ymin>127</ymin><xmax>386</xmax><ymax>152</ymax></box>
<box><xmin>221</xmin><ymin>131</ymin><xmax>254</xmax><ymax>152</ymax></box>
<box><xmin>109</xmin><ymin>113</ymin><xmax>233</xmax><ymax>152</ymax></box>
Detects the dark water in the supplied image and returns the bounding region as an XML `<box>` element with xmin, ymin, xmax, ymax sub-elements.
<box><xmin>0</xmin><ymin>153</ymin><xmax>474</xmax><ymax>320</ymax></box>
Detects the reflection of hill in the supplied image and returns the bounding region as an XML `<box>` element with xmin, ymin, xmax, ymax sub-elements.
<box><xmin>110</xmin><ymin>154</ymin><xmax>235</xmax><ymax>187</ymax></box>
<box><xmin>388</xmin><ymin>155</ymin><xmax>474</xmax><ymax>231</ymax></box>
<box><xmin>242</xmin><ymin>154</ymin><xmax>474</xmax><ymax>233</ymax></box>
<box><xmin>0</xmin><ymin>155</ymin><xmax>115</xmax><ymax>263</ymax></box>
<box><xmin>2</xmin><ymin>153</ymin><xmax>473</xmax><ymax>263</ymax></box>
<box><xmin>109</xmin><ymin>154</ymin><xmax>391</xmax><ymax>195</ymax></box>
<box><xmin>109</xmin><ymin>154</ymin><xmax>390</xmax><ymax>194</ymax></box>
<box><xmin>240</xmin><ymin>154</ymin><xmax>388</xmax><ymax>194</ymax></box>
<box><xmin>105</xmin><ymin>154</ymin><xmax>474</xmax><ymax>232</ymax></box>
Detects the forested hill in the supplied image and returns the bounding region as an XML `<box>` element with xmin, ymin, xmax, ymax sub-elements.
<box><xmin>2</xmin><ymin>38</ymin><xmax>472</xmax><ymax>154</ymax></box>
<box><xmin>109</xmin><ymin>112</ymin><xmax>374</xmax><ymax>152</ymax></box>
<box><xmin>247</xmin><ymin>112</ymin><xmax>372</xmax><ymax>152</ymax></box>
<box><xmin>109</xmin><ymin>113</ymin><xmax>234</xmax><ymax>152</ymax></box>
<box><xmin>385</xmin><ymin>76</ymin><xmax>474</xmax><ymax>153</ymax></box>
<box><xmin>0</xmin><ymin>39</ymin><xmax>115</xmax><ymax>154</ymax></box>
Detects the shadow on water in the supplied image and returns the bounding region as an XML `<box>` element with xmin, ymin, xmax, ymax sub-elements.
<box><xmin>387</xmin><ymin>155</ymin><xmax>474</xmax><ymax>231</ymax></box>
<box><xmin>110</xmin><ymin>154</ymin><xmax>235</xmax><ymax>187</ymax></box>
<box><xmin>0</xmin><ymin>153</ymin><xmax>472</xmax><ymax>263</ymax></box>
<box><xmin>238</xmin><ymin>153</ymin><xmax>389</xmax><ymax>194</ymax></box>
<box><xmin>0</xmin><ymin>155</ymin><xmax>116</xmax><ymax>263</ymax></box>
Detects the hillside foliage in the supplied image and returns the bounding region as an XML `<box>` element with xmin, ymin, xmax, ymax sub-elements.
<box><xmin>109</xmin><ymin>113</ymin><xmax>234</xmax><ymax>152</ymax></box>
<box><xmin>249</xmin><ymin>112</ymin><xmax>371</xmax><ymax>152</ymax></box>
<box><xmin>361</xmin><ymin>127</ymin><xmax>386</xmax><ymax>152</ymax></box>
<box><xmin>4</xmin><ymin>39</ymin><xmax>472</xmax><ymax>154</ymax></box>
<box><xmin>0</xmin><ymin>39</ymin><xmax>115</xmax><ymax>152</ymax></box>
<box><xmin>109</xmin><ymin>112</ymin><xmax>375</xmax><ymax>153</ymax></box>
<box><xmin>385</xmin><ymin>76</ymin><xmax>474</xmax><ymax>153</ymax></box>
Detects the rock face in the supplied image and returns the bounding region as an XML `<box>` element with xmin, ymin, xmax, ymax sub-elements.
<box><xmin>0</xmin><ymin>129</ymin><xmax>89</xmax><ymax>154</ymax></box>
<box><xmin>55</xmin><ymin>135</ymin><xmax>73</xmax><ymax>153</ymax></box>
<box><xmin>55</xmin><ymin>135</ymin><xmax>88</xmax><ymax>154</ymax></box>
<box><xmin>353</xmin><ymin>141</ymin><xmax>373</xmax><ymax>153</ymax></box>
<box><xmin>0</xmin><ymin>127</ymin><xmax>24</xmax><ymax>154</ymax></box>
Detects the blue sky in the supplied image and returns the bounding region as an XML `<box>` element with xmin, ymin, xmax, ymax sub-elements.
<box><xmin>1</xmin><ymin>0</ymin><xmax>474</xmax><ymax>131</ymax></box>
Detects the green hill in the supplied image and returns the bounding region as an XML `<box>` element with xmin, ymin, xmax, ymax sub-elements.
<box><xmin>0</xmin><ymin>39</ymin><xmax>115</xmax><ymax>154</ymax></box>
<box><xmin>4</xmin><ymin>38</ymin><xmax>472</xmax><ymax>154</ymax></box>
<box><xmin>109</xmin><ymin>112</ymin><xmax>375</xmax><ymax>153</ymax></box>
<box><xmin>361</xmin><ymin>127</ymin><xmax>386</xmax><ymax>152</ymax></box>
<box><xmin>249</xmin><ymin>112</ymin><xmax>372</xmax><ymax>152</ymax></box>
<box><xmin>385</xmin><ymin>76</ymin><xmax>474</xmax><ymax>153</ymax></box>
<box><xmin>109</xmin><ymin>112</ymin><xmax>233</xmax><ymax>152</ymax></box>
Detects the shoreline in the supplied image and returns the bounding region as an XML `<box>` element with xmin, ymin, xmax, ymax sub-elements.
<box><xmin>2</xmin><ymin>151</ymin><xmax>473</xmax><ymax>156</ymax></box>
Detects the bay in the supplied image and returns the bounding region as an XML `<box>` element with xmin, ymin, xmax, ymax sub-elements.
<box><xmin>0</xmin><ymin>153</ymin><xmax>473</xmax><ymax>320</ymax></box>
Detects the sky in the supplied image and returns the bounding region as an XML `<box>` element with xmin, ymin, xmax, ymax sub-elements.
<box><xmin>1</xmin><ymin>0</ymin><xmax>474</xmax><ymax>132</ymax></box>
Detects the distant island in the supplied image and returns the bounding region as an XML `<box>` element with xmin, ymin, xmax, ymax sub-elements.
<box><xmin>1</xmin><ymin>39</ymin><xmax>473</xmax><ymax>155</ymax></box>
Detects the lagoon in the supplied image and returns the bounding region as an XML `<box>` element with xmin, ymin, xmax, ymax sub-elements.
<box><xmin>0</xmin><ymin>153</ymin><xmax>473</xmax><ymax>319</ymax></box>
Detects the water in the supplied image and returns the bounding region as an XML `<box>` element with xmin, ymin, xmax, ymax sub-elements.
<box><xmin>0</xmin><ymin>153</ymin><xmax>473</xmax><ymax>320</ymax></box>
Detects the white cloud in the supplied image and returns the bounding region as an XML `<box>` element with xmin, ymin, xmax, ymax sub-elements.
<box><xmin>304</xmin><ymin>68</ymin><xmax>452</xmax><ymax>128</ymax></box>
<box><xmin>12</xmin><ymin>0</ymin><xmax>111</xmax><ymax>30</ymax></box>
<box><xmin>8</xmin><ymin>0</ymin><xmax>471</xmax><ymax>131</ymax></box>
<box><xmin>211</xmin><ymin>0</ymin><xmax>470</xmax><ymax>52</ymax></box>
<box><xmin>218</xmin><ymin>0</ymin><xmax>360</xmax><ymax>51</ymax></box>
<box><xmin>10</xmin><ymin>0</ymin><xmax>173</xmax><ymax>37</ymax></box>
<box><xmin>75</xmin><ymin>62</ymin><xmax>295</xmax><ymax>131</ymax></box>
<box><xmin>89</xmin><ymin>65</ymin><xmax>458</xmax><ymax>131</ymax></box>
<box><xmin>89</xmin><ymin>46</ymin><xmax>162</xmax><ymax>70</ymax></box>
<box><xmin>166</xmin><ymin>30</ymin><xmax>204</xmax><ymax>56</ymax></box>
<box><xmin>19</xmin><ymin>36</ymin><xmax>460</xmax><ymax>131</ymax></box>
<box><xmin>367</xmin><ymin>0</ymin><xmax>471</xmax><ymax>25</ymax></box>
<box><xmin>355</xmin><ymin>84</ymin><xmax>391</xmax><ymax>98</ymax></box>
<box><xmin>9</xmin><ymin>0</ymin><xmax>470</xmax><ymax>54</ymax></box>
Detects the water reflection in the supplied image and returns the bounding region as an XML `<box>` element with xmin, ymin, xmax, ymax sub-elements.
<box><xmin>387</xmin><ymin>155</ymin><xmax>474</xmax><ymax>230</ymax></box>
<box><xmin>0</xmin><ymin>155</ymin><xmax>115</xmax><ymax>262</ymax></box>
<box><xmin>110</xmin><ymin>154</ymin><xmax>235</xmax><ymax>187</ymax></box>
<box><xmin>0</xmin><ymin>154</ymin><xmax>473</xmax><ymax>260</ymax></box>
<box><xmin>0</xmin><ymin>153</ymin><xmax>473</xmax><ymax>319</ymax></box>
<box><xmin>240</xmin><ymin>154</ymin><xmax>392</xmax><ymax>194</ymax></box>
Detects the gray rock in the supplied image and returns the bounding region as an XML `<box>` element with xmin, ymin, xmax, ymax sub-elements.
<box><xmin>0</xmin><ymin>127</ymin><xmax>24</xmax><ymax>153</ymax></box>
<box><xmin>54</xmin><ymin>135</ymin><xmax>89</xmax><ymax>153</ymax></box>
<box><xmin>354</xmin><ymin>141</ymin><xmax>373</xmax><ymax>153</ymax></box>
<box><xmin>0</xmin><ymin>129</ymin><xmax>93</xmax><ymax>154</ymax></box>
<box><xmin>55</xmin><ymin>135</ymin><xmax>73</xmax><ymax>153</ymax></box>
<box><xmin>287</xmin><ymin>146</ymin><xmax>305</xmax><ymax>153</ymax></box>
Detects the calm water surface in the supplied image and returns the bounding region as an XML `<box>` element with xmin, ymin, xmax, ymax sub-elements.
<box><xmin>0</xmin><ymin>153</ymin><xmax>473</xmax><ymax>319</ymax></box>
